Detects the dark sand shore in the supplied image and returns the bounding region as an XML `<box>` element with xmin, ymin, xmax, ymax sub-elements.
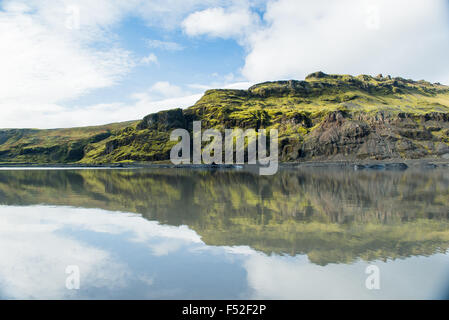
<box><xmin>0</xmin><ymin>159</ymin><xmax>448</xmax><ymax>171</ymax></box>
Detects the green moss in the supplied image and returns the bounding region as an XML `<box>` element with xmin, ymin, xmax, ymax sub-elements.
<box><xmin>1</xmin><ymin>73</ymin><xmax>449</xmax><ymax>164</ymax></box>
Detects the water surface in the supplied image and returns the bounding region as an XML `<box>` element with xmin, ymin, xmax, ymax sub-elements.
<box><xmin>0</xmin><ymin>168</ymin><xmax>448</xmax><ymax>299</ymax></box>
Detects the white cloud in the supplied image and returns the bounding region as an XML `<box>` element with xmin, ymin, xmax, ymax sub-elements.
<box><xmin>20</xmin><ymin>94</ymin><xmax>203</xmax><ymax>129</ymax></box>
<box><xmin>136</xmin><ymin>0</ymin><xmax>226</xmax><ymax>29</ymax></box>
<box><xmin>0</xmin><ymin>92</ymin><xmax>204</xmax><ymax>129</ymax></box>
<box><xmin>147</xmin><ymin>39</ymin><xmax>184</xmax><ymax>51</ymax></box>
<box><xmin>0</xmin><ymin>0</ymin><xmax>223</xmax><ymax>129</ymax></box>
<box><xmin>0</xmin><ymin>0</ymin><xmax>136</xmax><ymax>128</ymax></box>
<box><xmin>0</xmin><ymin>4</ymin><xmax>133</xmax><ymax>103</ymax></box>
<box><xmin>188</xmin><ymin>81</ymin><xmax>253</xmax><ymax>91</ymax></box>
<box><xmin>0</xmin><ymin>0</ymin><xmax>232</xmax><ymax>128</ymax></box>
<box><xmin>149</xmin><ymin>81</ymin><xmax>185</xmax><ymax>97</ymax></box>
<box><xmin>141</xmin><ymin>53</ymin><xmax>158</xmax><ymax>65</ymax></box>
<box><xmin>133</xmin><ymin>93</ymin><xmax>202</xmax><ymax>115</ymax></box>
<box><xmin>224</xmin><ymin>81</ymin><xmax>253</xmax><ymax>89</ymax></box>
<box><xmin>122</xmin><ymin>81</ymin><xmax>201</xmax><ymax>119</ymax></box>
<box><xmin>241</xmin><ymin>0</ymin><xmax>449</xmax><ymax>83</ymax></box>
<box><xmin>182</xmin><ymin>5</ymin><xmax>260</xmax><ymax>38</ymax></box>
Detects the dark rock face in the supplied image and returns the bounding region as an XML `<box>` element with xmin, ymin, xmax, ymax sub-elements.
<box><xmin>104</xmin><ymin>108</ymin><xmax>449</xmax><ymax>163</ymax></box>
<box><xmin>293</xmin><ymin>111</ymin><xmax>449</xmax><ymax>161</ymax></box>
<box><xmin>300</xmin><ymin>111</ymin><xmax>372</xmax><ymax>159</ymax></box>
<box><xmin>105</xmin><ymin>136</ymin><xmax>133</xmax><ymax>155</ymax></box>
<box><xmin>420</xmin><ymin>112</ymin><xmax>449</xmax><ymax>122</ymax></box>
<box><xmin>137</xmin><ymin>108</ymin><xmax>187</xmax><ymax>130</ymax></box>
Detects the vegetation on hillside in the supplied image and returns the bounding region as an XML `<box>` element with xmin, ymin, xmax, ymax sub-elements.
<box><xmin>1</xmin><ymin>72</ymin><xmax>449</xmax><ymax>163</ymax></box>
<box><xmin>0</xmin><ymin>121</ymin><xmax>137</xmax><ymax>163</ymax></box>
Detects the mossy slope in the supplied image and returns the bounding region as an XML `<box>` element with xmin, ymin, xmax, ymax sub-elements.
<box><xmin>1</xmin><ymin>72</ymin><xmax>449</xmax><ymax>163</ymax></box>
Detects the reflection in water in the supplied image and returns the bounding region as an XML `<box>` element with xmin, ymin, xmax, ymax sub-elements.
<box><xmin>0</xmin><ymin>168</ymin><xmax>448</xmax><ymax>299</ymax></box>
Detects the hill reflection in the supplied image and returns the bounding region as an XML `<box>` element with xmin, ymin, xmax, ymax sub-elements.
<box><xmin>0</xmin><ymin>168</ymin><xmax>448</xmax><ymax>265</ymax></box>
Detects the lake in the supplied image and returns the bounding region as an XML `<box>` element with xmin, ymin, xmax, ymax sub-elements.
<box><xmin>0</xmin><ymin>167</ymin><xmax>448</xmax><ymax>299</ymax></box>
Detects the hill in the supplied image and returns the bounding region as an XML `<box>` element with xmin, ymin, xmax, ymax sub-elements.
<box><xmin>1</xmin><ymin>72</ymin><xmax>449</xmax><ymax>164</ymax></box>
<box><xmin>0</xmin><ymin>121</ymin><xmax>137</xmax><ymax>163</ymax></box>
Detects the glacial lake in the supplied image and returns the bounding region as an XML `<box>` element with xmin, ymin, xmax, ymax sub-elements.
<box><xmin>0</xmin><ymin>167</ymin><xmax>448</xmax><ymax>299</ymax></box>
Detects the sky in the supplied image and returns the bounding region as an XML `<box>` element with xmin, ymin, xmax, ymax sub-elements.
<box><xmin>0</xmin><ymin>0</ymin><xmax>449</xmax><ymax>128</ymax></box>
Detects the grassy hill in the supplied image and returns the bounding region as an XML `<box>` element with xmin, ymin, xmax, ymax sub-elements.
<box><xmin>1</xmin><ymin>72</ymin><xmax>449</xmax><ymax>164</ymax></box>
<box><xmin>0</xmin><ymin>121</ymin><xmax>137</xmax><ymax>163</ymax></box>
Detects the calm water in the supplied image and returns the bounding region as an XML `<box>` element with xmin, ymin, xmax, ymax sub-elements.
<box><xmin>0</xmin><ymin>167</ymin><xmax>448</xmax><ymax>299</ymax></box>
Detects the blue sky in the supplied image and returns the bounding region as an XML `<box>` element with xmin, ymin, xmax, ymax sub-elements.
<box><xmin>70</xmin><ymin>16</ymin><xmax>247</xmax><ymax>107</ymax></box>
<box><xmin>1</xmin><ymin>0</ymin><xmax>449</xmax><ymax>128</ymax></box>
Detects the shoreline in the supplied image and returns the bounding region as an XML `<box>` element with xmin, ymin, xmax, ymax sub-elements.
<box><xmin>0</xmin><ymin>159</ymin><xmax>448</xmax><ymax>170</ymax></box>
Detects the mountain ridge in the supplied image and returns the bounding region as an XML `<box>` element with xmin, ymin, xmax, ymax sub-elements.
<box><xmin>1</xmin><ymin>72</ymin><xmax>449</xmax><ymax>164</ymax></box>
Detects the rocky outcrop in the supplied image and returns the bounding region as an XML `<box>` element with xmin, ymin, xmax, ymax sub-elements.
<box><xmin>291</xmin><ymin>111</ymin><xmax>449</xmax><ymax>161</ymax></box>
<box><xmin>137</xmin><ymin>108</ymin><xmax>187</xmax><ymax>130</ymax></box>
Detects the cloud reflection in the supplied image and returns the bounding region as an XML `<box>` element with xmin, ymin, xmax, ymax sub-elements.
<box><xmin>0</xmin><ymin>205</ymin><xmax>202</xmax><ymax>299</ymax></box>
<box><xmin>1</xmin><ymin>205</ymin><xmax>448</xmax><ymax>299</ymax></box>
